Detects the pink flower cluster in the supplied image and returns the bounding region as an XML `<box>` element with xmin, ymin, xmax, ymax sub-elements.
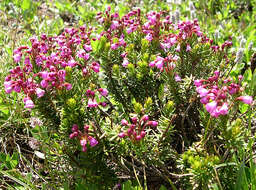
<box><xmin>149</xmin><ymin>55</ymin><xmax>177</xmax><ymax>72</ymax></box>
<box><xmin>118</xmin><ymin>115</ymin><xmax>158</xmax><ymax>142</ymax></box>
<box><xmin>195</xmin><ymin>71</ymin><xmax>253</xmax><ymax>117</ymax></box>
<box><xmin>69</xmin><ymin>124</ymin><xmax>98</xmax><ymax>152</ymax></box>
<box><xmin>5</xmin><ymin>26</ymin><xmax>99</xmax><ymax>108</ymax></box>
<box><xmin>86</xmin><ymin>88</ymin><xmax>108</xmax><ymax>108</ymax></box>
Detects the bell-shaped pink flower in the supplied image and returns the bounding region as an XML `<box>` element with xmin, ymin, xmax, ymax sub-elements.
<box><xmin>4</xmin><ymin>81</ymin><xmax>13</xmax><ymax>94</ymax></box>
<box><xmin>24</xmin><ymin>97</ymin><xmax>35</xmax><ymax>109</ymax></box>
<box><xmin>218</xmin><ymin>102</ymin><xmax>229</xmax><ymax>115</ymax></box>
<box><xmin>237</xmin><ymin>96</ymin><xmax>253</xmax><ymax>105</ymax></box>
<box><xmin>121</xmin><ymin>119</ymin><xmax>128</xmax><ymax>126</ymax></box>
<box><xmin>88</xmin><ymin>98</ymin><xmax>98</xmax><ymax>108</ymax></box>
<box><xmin>80</xmin><ymin>139</ymin><xmax>87</xmax><ymax>147</ymax></box>
<box><xmin>122</xmin><ymin>58</ymin><xmax>129</xmax><ymax>67</ymax></box>
<box><xmin>194</xmin><ymin>80</ymin><xmax>202</xmax><ymax>87</ymax></box>
<box><xmin>147</xmin><ymin>121</ymin><xmax>158</xmax><ymax>127</ymax></box>
<box><xmin>36</xmin><ymin>88</ymin><xmax>45</xmax><ymax>98</ymax></box>
<box><xmin>196</xmin><ymin>87</ymin><xmax>209</xmax><ymax>97</ymax></box>
<box><xmin>89</xmin><ymin>136</ymin><xmax>98</xmax><ymax>147</ymax></box>
<box><xmin>118</xmin><ymin>132</ymin><xmax>126</xmax><ymax>138</ymax></box>
<box><xmin>205</xmin><ymin>101</ymin><xmax>217</xmax><ymax>114</ymax></box>
<box><xmin>98</xmin><ymin>88</ymin><xmax>108</xmax><ymax>97</ymax></box>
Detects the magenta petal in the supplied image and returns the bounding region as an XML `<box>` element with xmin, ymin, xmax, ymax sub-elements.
<box><xmin>89</xmin><ymin>137</ymin><xmax>98</xmax><ymax>147</ymax></box>
<box><xmin>80</xmin><ymin>139</ymin><xmax>87</xmax><ymax>147</ymax></box>
<box><xmin>237</xmin><ymin>96</ymin><xmax>253</xmax><ymax>105</ymax></box>
<box><xmin>118</xmin><ymin>132</ymin><xmax>126</xmax><ymax>138</ymax></box>
<box><xmin>205</xmin><ymin>101</ymin><xmax>217</xmax><ymax>113</ymax></box>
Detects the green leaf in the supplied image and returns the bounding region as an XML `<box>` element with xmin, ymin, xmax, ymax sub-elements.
<box><xmin>122</xmin><ymin>180</ymin><xmax>133</xmax><ymax>190</ymax></box>
<box><xmin>239</xmin><ymin>103</ymin><xmax>249</xmax><ymax>114</ymax></box>
<box><xmin>0</xmin><ymin>104</ymin><xmax>9</xmax><ymax>115</ymax></box>
<box><xmin>159</xmin><ymin>185</ymin><xmax>167</xmax><ymax>190</ymax></box>
<box><xmin>234</xmin><ymin>163</ymin><xmax>249</xmax><ymax>190</ymax></box>
<box><xmin>10</xmin><ymin>159</ymin><xmax>18</xmax><ymax>169</ymax></box>
<box><xmin>0</xmin><ymin>152</ymin><xmax>6</xmax><ymax>162</ymax></box>
<box><xmin>158</xmin><ymin>84</ymin><xmax>164</xmax><ymax>101</ymax></box>
<box><xmin>243</xmin><ymin>69</ymin><xmax>252</xmax><ymax>83</ymax></box>
<box><xmin>21</xmin><ymin>0</ymin><xmax>30</xmax><ymax>11</ymax></box>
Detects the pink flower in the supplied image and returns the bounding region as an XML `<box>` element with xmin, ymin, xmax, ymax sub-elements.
<box><xmin>64</xmin><ymin>83</ymin><xmax>72</xmax><ymax>90</ymax></box>
<box><xmin>13</xmin><ymin>85</ymin><xmax>21</xmax><ymax>93</ymax></box>
<box><xmin>88</xmin><ymin>98</ymin><xmax>98</xmax><ymax>108</ymax></box>
<box><xmin>69</xmin><ymin>131</ymin><xmax>78</xmax><ymax>138</ymax></box>
<box><xmin>186</xmin><ymin>44</ymin><xmax>191</xmax><ymax>52</ymax></box>
<box><xmin>194</xmin><ymin>80</ymin><xmax>202</xmax><ymax>87</ymax></box>
<box><xmin>80</xmin><ymin>139</ymin><xmax>87</xmax><ymax>147</ymax></box>
<box><xmin>131</xmin><ymin>117</ymin><xmax>138</xmax><ymax>124</ymax></box>
<box><xmin>13</xmin><ymin>53</ymin><xmax>22</xmax><ymax>63</ymax></box>
<box><xmin>78</xmin><ymin>50</ymin><xmax>90</xmax><ymax>61</ymax></box>
<box><xmin>4</xmin><ymin>81</ymin><xmax>13</xmax><ymax>94</ymax></box>
<box><xmin>111</xmin><ymin>20</ymin><xmax>119</xmax><ymax>30</ymax></box>
<box><xmin>125</xmin><ymin>25</ymin><xmax>131</xmax><ymax>33</ymax></box>
<box><xmin>118</xmin><ymin>132</ymin><xmax>126</xmax><ymax>138</ymax></box>
<box><xmin>141</xmin><ymin>115</ymin><xmax>149</xmax><ymax>122</ymax></box>
<box><xmin>82</xmin><ymin>68</ymin><xmax>88</xmax><ymax>76</ymax></box>
<box><xmin>141</xmin><ymin>131</ymin><xmax>146</xmax><ymax>138</ymax></box>
<box><xmin>196</xmin><ymin>87</ymin><xmax>209</xmax><ymax>97</ymax></box>
<box><xmin>40</xmin><ymin>80</ymin><xmax>48</xmax><ymax>88</ymax></box>
<box><xmin>24</xmin><ymin>97</ymin><xmax>35</xmax><ymax>109</ymax></box>
<box><xmin>67</xmin><ymin>59</ymin><xmax>77</xmax><ymax>67</ymax></box>
<box><xmin>98</xmin><ymin>88</ymin><xmax>108</xmax><ymax>96</ymax></box>
<box><xmin>89</xmin><ymin>136</ymin><xmax>98</xmax><ymax>147</ymax></box>
<box><xmin>35</xmin><ymin>88</ymin><xmax>45</xmax><ymax>98</ymax></box>
<box><xmin>176</xmin><ymin>44</ymin><xmax>181</xmax><ymax>52</ymax></box>
<box><xmin>175</xmin><ymin>74</ymin><xmax>181</xmax><ymax>82</ymax></box>
<box><xmin>71</xmin><ymin>125</ymin><xmax>78</xmax><ymax>132</ymax></box>
<box><xmin>84</xmin><ymin>44</ymin><xmax>92</xmax><ymax>52</ymax></box>
<box><xmin>121</xmin><ymin>119</ymin><xmax>128</xmax><ymax>126</ymax></box>
<box><xmin>111</xmin><ymin>43</ymin><xmax>119</xmax><ymax>50</ymax></box>
<box><xmin>91</xmin><ymin>62</ymin><xmax>100</xmax><ymax>73</ymax></box>
<box><xmin>135</xmin><ymin>135</ymin><xmax>142</xmax><ymax>141</ymax></box>
<box><xmin>122</xmin><ymin>58</ymin><xmax>129</xmax><ymax>67</ymax></box>
<box><xmin>205</xmin><ymin>101</ymin><xmax>217</xmax><ymax>114</ymax></box>
<box><xmin>40</xmin><ymin>71</ymin><xmax>49</xmax><ymax>79</ymax></box>
<box><xmin>147</xmin><ymin>121</ymin><xmax>158</xmax><ymax>127</ymax></box>
<box><xmin>155</xmin><ymin>56</ymin><xmax>165</xmax><ymax>70</ymax></box>
<box><xmin>149</xmin><ymin>61</ymin><xmax>155</xmax><ymax>67</ymax></box>
<box><xmin>145</xmin><ymin>33</ymin><xmax>153</xmax><ymax>41</ymax></box>
<box><xmin>82</xmin><ymin>146</ymin><xmax>87</xmax><ymax>152</ymax></box>
<box><xmin>237</xmin><ymin>96</ymin><xmax>253</xmax><ymax>105</ymax></box>
<box><xmin>217</xmin><ymin>102</ymin><xmax>229</xmax><ymax>115</ymax></box>
<box><xmin>200</xmin><ymin>96</ymin><xmax>209</xmax><ymax>104</ymax></box>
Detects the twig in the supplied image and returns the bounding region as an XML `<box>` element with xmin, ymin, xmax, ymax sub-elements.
<box><xmin>158</xmin><ymin>114</ymin><xmax>177</xmax><ymax>147</ymax></box>
<box><xmin>132</xmin><ymin>158</ymin><xmax>142</xmax><ymax>188</ymax></box>
<box><xmin>214</xmin><ymin>168</ymin><xmax>223</xmax><ymax>190</ymax></box>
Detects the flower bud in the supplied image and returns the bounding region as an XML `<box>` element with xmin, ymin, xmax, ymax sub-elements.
<box><xmin>141</xmin><ymin>115</ymin><xmax>149</xmax><ymax>122</ymax></box>
<box><xmin>121</xmin><ymin>119</ymin><xmax>128</xmax><ymax>126</ymax></box>
<box><xmin>84</xmin><ymin>125</ymin><xmax>90</xmax><ymax>132</ymax></box>
<box><xmin>118</xmin><ymin>132</ymin><xmax>126</xmax><ymax>138</ymax></box>
<box><xmin>72</xmin><ymin>124</ymin><xmax>78</xmax><ymax>132</ymax></box>
<box><xmin>141</xmin><ymin>131</ymin><xmax>146</xmax><ymax>138</ymax></box>
<box><xmin>131</xmin><ymin>117</ymin><xmax>138</xmax><ymax>124</ymax></box>
<box><xmin>147</xmin><ymin>121</ymin><xmax>158</xmax><ymax>127</ymax></box>
<box><xmin>135</xmin><ymin>135</ymin><xmax>142</xmax><ymax>141</ymax></box>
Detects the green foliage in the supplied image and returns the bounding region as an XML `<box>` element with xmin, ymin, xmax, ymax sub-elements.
<box><xmin>0</xmin><ymin>0</ymin><xmax>256</xmax><ymax>189</ymax></box>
